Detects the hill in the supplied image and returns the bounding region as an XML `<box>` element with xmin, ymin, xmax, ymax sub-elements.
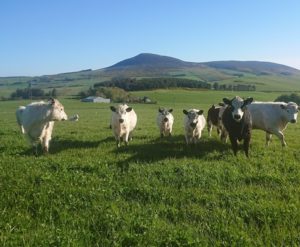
<box><xmin>107</xmin><ymin>53</ymin><xmax>193</xmax><ymax>68</ymax></box>
<box><xmin>1</xmin><ymin>53</ymin><xmax>300</xmax><ymax>96</ymax></box>
<box><xmin>107</xmin><ymin>53</ymin><xmax>300</xmax><ymax>76</ymax></box>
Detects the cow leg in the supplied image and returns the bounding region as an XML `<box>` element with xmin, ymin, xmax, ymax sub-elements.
<box><xmin>229</xmin><ymin>135</ymin><xmax>238</xmax><ymax>156</ymax></box>
<box><xmin>207</xmin><ymin>122</ymin><xmax>212</xmax><ymax>137</ymax></box>
<box><xmin>160</xmin><ymin>131</ymin><xmax>164</xmax><ymax>138</ymax></box>
<box><xmin>169</xmin><ymin>127</ymin><xmax>172</xmax><ymax>137</ymax></box>
<box><xmin>221</xmin><ymin>129</ymin><xmax>228</xmax><ymax>143</ymax></box>
<box><xmin>42</xmin><ymin>132</ymin><xmax>52</xmax><ymax>153</ymax></box>
<box><xmin>32</xmin><ymin>143</ymin><xmax>39</xmax><ymax>156</ymax></box>
<box><xmin>115</xmin><ymin>136</ymin><xmax>121</xmax><ymax>147</ymax></box>
<box><xmin>273</xmin><ymin>130</ymin><xmax>286</xmax><ymax>147</ymax></box>
<box><xmin>265</xmin><ymin>132</ymin><xmax>272</xmax><ymax>146</ymax></box>
<box><xmin>217</xmin><ymin>127</ymin><xmax>221</xmax><ymax>136</ymax></box>
<box><xmin>42</xmin><ymin>136</ymin><xmax>51</xmax><ymax>153</ymax></box>
<box><xmin>193</xmin><ymin>136</ymin><xmax>199</xmax><ymax>144</ymax></box>
<box><xmin>185</xmin><ymin>134</ymin><xmax>189</xmax><ymax>145</ymax></box>
<box><xmin>243</xmin><ymin>137</ymin><xmax>251</xmax><ymax>157</ymax></box>
<box><xmin>124</xmin><ymin>132</ymin><xmax>130</xmax><ymax>146</ymax></box>
<box><xmin>128</xmin><ymin>131</ymin><xmax>133</xmax><ymax>141</ymax></box>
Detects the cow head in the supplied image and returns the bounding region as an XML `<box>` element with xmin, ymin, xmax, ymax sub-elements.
<box><xmin>183</xmin><ymin>109</ymin><xmax>203</xmax><ymax>128</ymax></box>
<box><xmin>280</xmin><ymin>102</ymin><xmax>299</xmax><ymax>124</ymax></box>
<box><xmin>49</xmin><ymin>98</ymin><xmax>68</xmax><ymax>121</ymax></box>
<box><xmin>159</xmin><ymin>108</ymin><xmax>173</xmax><ymax>123</ymax></box>
<box><xmin>110</xmin><ymin>104</ymin><xmax>132</xmax><ymax>124</ymax></box>
<box><xmin>223</xmin><ymin>96</ymin><xmax>253</xmax><ymax>122</ymax></box>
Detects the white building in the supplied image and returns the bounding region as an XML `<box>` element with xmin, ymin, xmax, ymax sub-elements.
<box><xmin>81</xmin><ymin>96</ymin><xmax>111</xmax><ymax>103</ymax></box>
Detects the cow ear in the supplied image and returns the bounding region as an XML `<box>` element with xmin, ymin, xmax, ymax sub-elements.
<box><xmin>183</xmin><ymin>109</ymin><xmax>188</xmax><ymax>115</ymax></box>
<box><xmin>223</xmin><ymin>98</ymin><xmax>231</xmax><ymax>105</ymax></box>
<box><xmin>198</xmin><ymin>110</ymin><xmax>204</xmax><ymax>115</ymax></box>
<box><xmin>110</xmin><ymin>106</ymin><xmax>116</xmax><ymax>112</ymax></box>
<box><xmin>168</xmin><ymin>109</ymin><xmax>173</xmax><ymax>113</ymax></box>
<box><xmin>280</xmin><ymin>104</ymin><xmax>287</xmax><ymax>110</ymax></box>
<box><xmin>126</xmin><ymin>107</ymin><xmax>132</xmax><ymax>112</ymax></box>
<box><xmin>218</xmin><ymin>102</ymin><xmax>225</xmax><ymax>107</ymax></box>
<box><xmin>244</xmin><ymin>97</ymin><xmax>253</xmax><ymax>105</ymax></box>
<box><xmin>212</xmin><ymin>104</ymin><xmax>215</xmax><ymax>109</ymax></box>
<box><xmin>158</xmin><ymin>108</ymin><xmax>163</xmax><ymax>113</ymax></box>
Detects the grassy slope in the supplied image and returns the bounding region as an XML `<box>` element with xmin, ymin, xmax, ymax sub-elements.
<box><xmin>1</xmin><ymin>90</ymin><xmax>300</xmax><ymax>246</ymax></box>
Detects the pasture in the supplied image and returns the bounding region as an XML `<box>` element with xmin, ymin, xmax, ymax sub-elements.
<box><xmin>1</xmin><ymin>90</ymin><xmax>300</xmax><ymax>246</ymax></box>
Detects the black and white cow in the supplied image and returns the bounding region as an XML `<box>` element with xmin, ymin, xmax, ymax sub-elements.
<box><xmin>207</xmin><ymin>104</ymin><xmax>222</xmax><ymax>137</ymax></box>
<box><xmin>222</xmin><ymin>96</ymin><xmax>253</xmax><ymax>157</ymax></box>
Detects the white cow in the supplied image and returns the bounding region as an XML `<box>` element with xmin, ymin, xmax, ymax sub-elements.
<box><xmin>247</xmin><ymin>101</ymin><xmax>299</xmax><ymax>146</ymax></box>
<box><xmin>157</xmin><ymin>108</ymin><xmax>174</xmax><ymax>138</ymax></box>
<box><xmin>183</xmin><ymin>109</ymin><xmax>206</xmax><ymax>144</ymax></box>
<box><xmin>16</xmin><ymin>98</ymin><xmax>68</xmax><ymax>153</ymax></box>
<box><xmin>110</xmin><ymin>104</ymin><xmax>137</xmax><ymax>147</ymax></box>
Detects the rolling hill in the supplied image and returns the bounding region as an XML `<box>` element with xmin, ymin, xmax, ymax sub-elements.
<box><xmin>107</xmin><ymin>53</ymin><xmax>300</xmax><ymax>76</ymax></box>
<box><xmin>1</xmin><ymin>53</ymin><xmax>300</xmax><ymax>96</ymax></box>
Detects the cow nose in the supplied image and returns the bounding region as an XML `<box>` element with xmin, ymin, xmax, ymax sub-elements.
<box><xmin>234</xmin><ymin>114</ymin><xmax>241</xmax><ymax>120</ymax></box>
<box><xmin>119</xmin><ymin>119</ymin><xmax>124</xmax><ymax>123</ymax></box>
<box><xmin>291</xmin><ymin>119</ymin><xmax>296</xmax><ymax>124</ymax></box>
<box><xmin>190</xmin><ymin>122</ymin><xmax>197</xmax><ymax>128</ymax></box>
<box><xmin>163</xmin><ymin>117</ymin><xmax>168</xmax><ymax>122</ymax></box>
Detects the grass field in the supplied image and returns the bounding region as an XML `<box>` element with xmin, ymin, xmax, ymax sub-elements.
<box><xmin>1</xmin><ymin>90</ymin><xmax>300</xmax><ymax>246</ymax></box>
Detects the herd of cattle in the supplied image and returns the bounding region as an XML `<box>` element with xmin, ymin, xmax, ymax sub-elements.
<box><xmin>15</xmin><ymin>96</ymin><xmax>299</xmax><ymax>156</ymax></box>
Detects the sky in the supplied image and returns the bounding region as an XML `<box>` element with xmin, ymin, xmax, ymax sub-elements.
<box><xmin>1</xmin><ymin>0</ymin><xmax>300</xmax><ymax>76</ymax></box>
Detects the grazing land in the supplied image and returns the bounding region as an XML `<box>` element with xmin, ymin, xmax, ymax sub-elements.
<box><xmin>1</xmin><ymin>90</ymin><xmax>300</xmax><ymax>246</ymax></box>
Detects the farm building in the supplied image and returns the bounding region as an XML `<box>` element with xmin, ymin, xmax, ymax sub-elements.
<box><xmin>81</xmin><ymin>96</ymin><xmax>110</xmax><ymax>103</ymax></box>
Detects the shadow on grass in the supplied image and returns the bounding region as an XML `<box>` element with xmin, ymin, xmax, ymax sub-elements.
<box><xmin>49</xmin><ymin>137</ymin><xmax>115</xmax><ymax>154</ymax></box>
<box><xmin>18</xmin><ymin>136</ymin><xmax>115</xmax><ymax>156</ymax></box>
<box><xmin>113</xmin><ymin>135</ymin><xmax>231</xmax><ymax>171</ymax></box>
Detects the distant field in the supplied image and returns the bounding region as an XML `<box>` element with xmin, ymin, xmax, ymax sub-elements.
<box><xmin>1</xmin><ymin>90</ymin><xmax>300</xmax><ymax>246</ymax></box>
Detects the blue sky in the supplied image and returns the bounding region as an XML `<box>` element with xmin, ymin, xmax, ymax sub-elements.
<box><xmin>1</xmin><ymin>0</ymin><xmax>300</xmax><ymax>76</ymax></box>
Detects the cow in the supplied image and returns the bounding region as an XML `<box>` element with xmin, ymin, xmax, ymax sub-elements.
<box><xmin>110</xmin><ymin>104</ymin><xmax>137</xmax><ymax>147</ymax></box>
<box><xmin>16</xmin><ymin>98</ymin><xmax>68</xmax><ymax>154</ymax></box>
<box><xmin>183</xmin><ymin>108</ymin><xmax>206</xmax><ymax>144</ymax></box>
<box><xmin>222</xmin><ymin>96</ymin><xmax>253</xmax><ymax>157</ymax></box>
<box><xmin>247</xmin><ymin>101</ymin><xmax>299</xmax><ymax>146</ymax></box>
<box><xmin>207</xmin><ymin>103</ymin><xmax>225</xmax><ymax>137</ymax></box>
<box><xmin>157</xmin><ymin>108</ymin><xmax>174</xmax><ymax>138</ymax></box>
<box><xmin>218</xmin><ymin>103</ymin><xmax>229</xmax><ymax>143</ymax></box>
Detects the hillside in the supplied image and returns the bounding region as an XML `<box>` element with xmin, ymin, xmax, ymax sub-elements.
<box><xmin>1</xmin><ymin>53</ymin><xmax>300</xmax><ymax>96</ymax></box>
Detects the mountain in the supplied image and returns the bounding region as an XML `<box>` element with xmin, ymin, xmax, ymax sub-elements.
<box><xmin>1</xmin><ymin>53</ymin><xmax>300</xmax><ymax>94</ymax></box>
<box><xmin>107</xmin><ymin>53</ymin><xmax>194</xmax><ymax>69</ymax></box>
<box><xmin>106</xmin><ymin>53</ymin><xmax>300</xmax><ymax>76</ymax></box>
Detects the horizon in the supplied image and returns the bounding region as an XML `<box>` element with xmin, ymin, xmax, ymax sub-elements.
<box><xmin>1</xmin><ymin>0</ymin><xmax>300</xmax><ymax>76</ymax></box>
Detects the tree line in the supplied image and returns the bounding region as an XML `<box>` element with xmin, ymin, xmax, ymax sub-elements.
<box><xmin>95</xmin><ymin>77</ymin><xmax>211</xmax><ymax>91</ymax></box>
<box><xmin>212</xmin><ymin>82</ymin><xmax>256</xmax><ymax>91</ymax></box>
<box><xmin>9</xmin><ymin>88</ymin><xmax>58</xmax><ymax>100</ymax></box>
<box><xmin>95</xmin><ymin>77</ymin><xmax>256</xmax><ymax>92</ymax></box>
<box><xmin>275</xmin><ymin>93</ymin><xmax>300</xmax><ymax>105</ymax></box>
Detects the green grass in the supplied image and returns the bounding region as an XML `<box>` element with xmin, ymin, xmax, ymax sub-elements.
<box><xmin>1</xmin><ymin>90</ymin><xmax>300</xmax><ymax>246</ymax></box>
